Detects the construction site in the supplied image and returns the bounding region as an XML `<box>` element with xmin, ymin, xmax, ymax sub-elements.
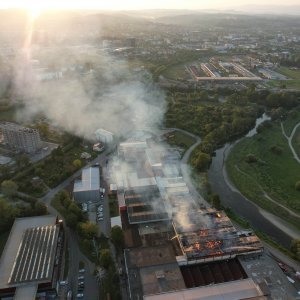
<box><xmin>109</xmin><ymin>132</ymin><xmax>298</xmax><ymax>300</ymax></box>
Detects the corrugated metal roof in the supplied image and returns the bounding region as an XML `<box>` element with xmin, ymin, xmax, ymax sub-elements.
<box><xmin>74</xmin><ymin>167</ymin><xmax>100</xmax><ymax>192</ymax></box>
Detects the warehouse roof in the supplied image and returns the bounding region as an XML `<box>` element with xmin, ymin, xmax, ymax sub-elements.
<box><xmin>144</xmin><ymin>278</ymin><xmax>266</xmax><ymax>300</ymax></box>
<box><xmin>0</xmin><ymin>215</ymin><xmax>57</xmax><ymax>289</ymax></box>
<box><xmin>74</xmin><ymin>167</ymin><xmax>100</xmax><ymax>192</ymax></box>
<box><xmin>9</xmin><ymin>225</ymin><xmax>59</xmax><ymax>284</ymax></box>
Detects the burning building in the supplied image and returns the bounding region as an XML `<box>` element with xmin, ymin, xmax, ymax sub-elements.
<box><xmin>172</xmin><ymin>208</ymin><xmax>263</xmax><ymax>265</ymax></box>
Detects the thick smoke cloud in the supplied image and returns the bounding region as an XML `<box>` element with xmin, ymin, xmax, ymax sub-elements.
<box><xmin>12</xmin><ymin>50</ymin><xmax>166</xmax><ymax>139</ymax></box>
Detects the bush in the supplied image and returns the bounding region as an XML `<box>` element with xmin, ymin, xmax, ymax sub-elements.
<box><xmin>245</xmin><ymin>154</ymin><xmax>258</xmax><ymax>163</ymax></box>
<box><xmin>295</xmin><ymin>181</ymin><xmax>300</xmax><ymax>191</ymax></box>
<box><xmin>269</xmin><ymin>145</ymin><xmax>283</xmax><ymax>155</ymax></box>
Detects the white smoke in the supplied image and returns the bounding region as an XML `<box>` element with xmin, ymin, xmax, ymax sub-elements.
<box><xmin>12</xmin><ymin>50</ymin><xmax>166</xmax><ymax>139</ymax></box>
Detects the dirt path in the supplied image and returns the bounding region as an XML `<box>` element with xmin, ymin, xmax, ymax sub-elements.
<box><xmin>281</xmin><ymin>122</ymin><xmax>300</xmax><ymax>164</ymax></box>
<box><xmin>234</xmin><ymin>165</ymin><xmax>300</xmax><ymax>219</ymax></box>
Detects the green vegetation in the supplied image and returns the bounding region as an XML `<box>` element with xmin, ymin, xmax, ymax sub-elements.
<box><xmin>51</xmin><ymin>190</ymin><xmax>86</xmax><ymax>228</ymax></box>
<box><xmin>292</xmin><ymin>126</ymin><xmax>300</xmax><ymax>158</ymax></box>
<box><xmin>111</xmin><ymin>226</ymin><xmax>124</xmax><ymax>254</ymax></box>
<box><xmin>165</xmin><ymin>130</ymin><xmax>196</xmax><ymax>155</ymax></box>
<box><xmin>1</xmin><ymin>180</ymin><xmax>18</xmax><ymax>199</ymax></box>
<box><xmin>282</xmin><ymin>109</ymin><xmax>300</xmax><ymax>136</ymax></box>
<box><xmin>0</xmin><ymin>231</ymin><xmax>10</xmax><ymax>257</ymax></box>
<box><xmin>109</xmin><ymin>194</ymin><xmax>119</xmax><ymax>218</ymax></box>
<box><xmin>190</xmin><ymin>149</ymin><xmax>211</xmax><ymax>171</ymax></box>
<box><xmin>165</xmin><ymin>89</ymin><xmax>266</xmax><ymax>156</ymax></box>
<box><xmin>290</xmin><ymin>239</ymin><xmax>300</xmax><ymax>260</ymax></box>
<box><xmin>267</xmin><ymin>67</ymin><xmax>300</xmax><ymax>90</ymax></box>
<box><xmin>13</xmin><ymin>137</ymin><xmax>96</xmax><ymax>197</ymax></box>
<box><xmin>278</xmin><ymin>67</ymin><xmax>300</xmax><ymax>80</ymax></box>
<box><xmin>226</xmin><ymin>118</ymin><xmax>300</xmax><ymax>229</ymax></box>
<box><xmin>0</xmin><ymin>195</ymin><xmax>48</xmax><ymax>257</ymax></box>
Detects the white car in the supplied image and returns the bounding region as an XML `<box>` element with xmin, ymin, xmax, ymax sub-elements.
<box><xmin>76</xmin><ymin>293</ymin><xmax>84</xmax><ymax>298</ymax></box>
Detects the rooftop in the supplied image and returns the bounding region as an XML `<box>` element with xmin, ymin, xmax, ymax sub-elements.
<box><xmin>74</xmin><ymin>167</ymin><xmax>100</xmax><ymax>192</ymax></box>
<box><xmin>9</xmin><ymin>224</ymin><xmax>60</xmax><ymax>284</ymax></box>
<box><xmin>144</xmin><ymin>278</ymin><xmax>266</xmax><ymax>300</ymax></box>
<box><xmin>0</xmin><ymin>215</ymin><xmax>57</xmax><ymax>290</ymax></box>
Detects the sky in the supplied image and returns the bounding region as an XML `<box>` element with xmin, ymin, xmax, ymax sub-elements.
<box><xmin>0</xmin><ymin>0</ymin><xmax>299</xmax><ymax>11</ymax></box>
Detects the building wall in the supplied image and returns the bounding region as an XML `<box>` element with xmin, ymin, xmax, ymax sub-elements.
<box><xmin>1</xmin><ymin>123</ymin><xmax>41</xmax><ymax>153</ymax></box>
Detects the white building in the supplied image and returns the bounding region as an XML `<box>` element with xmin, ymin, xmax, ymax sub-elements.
<box><xmin>95</xmin><ymin>128</ymin><xmax>113</xmax><ymax>144</ymax></box>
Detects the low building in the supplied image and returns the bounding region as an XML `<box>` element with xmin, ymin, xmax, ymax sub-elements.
<box><xmin>0</xmin><ymin>215</ymin><xmax>64</xmax><ymax>300</ymax></box>
<box><xmin>73</xmin><ymin>167</ymin><xmax>100</xmax><ymax>203</ymax></box>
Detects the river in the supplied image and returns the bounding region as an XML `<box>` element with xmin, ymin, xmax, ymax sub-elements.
<box><xmin>207</xmin><ymin>113</ymin><xmax>292</xmax><ymax>248</ymax></box>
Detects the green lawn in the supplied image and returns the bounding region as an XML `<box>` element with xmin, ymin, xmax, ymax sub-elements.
<box><xmin>278</xmin><ymin>67</ymin><xmax>300</xmax><ymax>80</ymax></box>
<box><xmin>226</xmin><ymin>119</ymin><xmax>300</xmax><ymax>228</ymax></box>
<box><xmin>282</xmin><ymin>109</ymin><xmax>300</xmax><ymax>136</ymax></box>
<box><xmin>165</xmin><ymin>130</ymin><xmax>196</xmax><ymax>154</ymax></box>
<box><xmin>161</xmin><ymin>62</ymin><xmax>193</xmax><ymax>80</ymax></box>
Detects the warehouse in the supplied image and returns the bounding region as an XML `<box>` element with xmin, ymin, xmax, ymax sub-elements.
<box><xmin>73</xmin><ymin>167</ymin><xmax>100</xmax><ymax>203</ymax></box>
<box><xmin>0</xmin><ymin>215</ymin><xmax>64</xmax><ymax>300</ymax></box>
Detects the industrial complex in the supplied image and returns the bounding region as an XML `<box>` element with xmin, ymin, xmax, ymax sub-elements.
<box><xmin>0</xmin><ymin>215</ymin><xmax>64</xmax><ymax>300</ymax></box>
<box><xmin>187</xmin><ymin>58</ymin><xmax>262</xmax><ymax>82</ymax></box>
<box><xmin>108</xmin><ymin>134</ymin><xmax>280</xmax><ymax>299</ymax></box>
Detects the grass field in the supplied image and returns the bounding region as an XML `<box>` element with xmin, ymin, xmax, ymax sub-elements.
<box><xmin>161</xmin><ymin>62</ymin><xmax>193</xmax><ymax>80</ymax></box>
<box><xmin>267</xmin><ymin>67</ymin><xmax>300</xmax><ymax>91</ymax></box>
<box><xmin>165</xmin><ymin>130</ymin><xmax>196</xmax><ymax>154</ymax></box>
<box><xmin>278</xmin><ymin>67</ymin><xmax>300</xmax><ymax>80</ymax></box>
<box><xmin>292</xmin><ymin>126</ymin><xmax>300</xmax><ymax>158</ymax></box>
<box><xmin>282</xmin><ymin>109</ymin><xmax>300</xmax><ymax>136</ymax></box>
<box><xmin>226</xmin><ymin>119</ymin><xmax>300</xmax><ymax>228</ymax></box>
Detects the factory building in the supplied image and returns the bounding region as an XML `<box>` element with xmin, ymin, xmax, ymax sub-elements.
<box><xmin>0</xmin><ymin>215</ymin><xmax>64</xmax><ymax>300</ymax></box>
<box><xmin>0</xmin><ymin>122</ymin><xmax>41</xmax><ymax>153</ymax></box>
<box><xmin>73</xmin><ymin>167</ymin><xmax>100</xmax><ymax>203</ymax></box>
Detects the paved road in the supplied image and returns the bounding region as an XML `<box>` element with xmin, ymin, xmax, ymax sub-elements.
<box><xmin>36</xmin><ymin>144</ymin><xmax>116</xmax><ymax>300</ymax></box>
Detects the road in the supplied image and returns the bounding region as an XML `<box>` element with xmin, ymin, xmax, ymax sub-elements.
<box><xmin>37</xmin><ymin>144</ymin><xmax>116</xmax><ymax>300</ymax></box>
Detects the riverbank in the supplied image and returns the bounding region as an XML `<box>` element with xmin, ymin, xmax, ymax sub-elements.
<box><xmin>226</xmin><ymin>118</ymin><xmax>300</xmax><ymax>229</ymax></box>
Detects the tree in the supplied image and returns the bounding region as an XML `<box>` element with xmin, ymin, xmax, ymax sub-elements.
<box><xmin>73</xmin><ymin>159</ymin><xmax>82</xmax><ymax>169</ymax></box>
<box><xmin>99</xmin><ymin>249</ymin><xmax>113</xmax><ymax>269</ymax></box>
<box><xmin>79</xmin><ymin>222</ymin><xmax>98</xmax><ymax>239</ymax></box>
<box><xmin>0</xmin><ymin>197</ymin><xmax>16</xmax><ymax>233</ymax></box>
<box><xmin>1</xmin><ymin>180</ymin><xmax>18</xmax><ymax>198</ymax></box>
<box><xmin>295</xmin><ymin>181</ymin><xmax>300</xmax><ymax>191</ymax></box>
<box><xmin>33</xmin><ymin>201</ymin><xmax>48</xmax><ymax>215</ymax></box>
<box><xmin>111</xmin><ymin>226</ymin><xmax>124</xmax><ymax>251</ymax></box>
<box><xmin>192</xmin><ymin>151</ymin><xmax>211</xmax><ymax>171</ymax></box>
<box><xmin>290</xmin><ymin>239</ymin><xmax>300</xmax><ymax>258</ymax></box>
<box><xmin>15</xmin><ymin>154</ymin><xmax>30</xmax><ymax>168</ymax></box>
<box><xmin>211</xmin><ymin>194</ymin><xmax>221</xmax><ymax>210</ymax></box>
